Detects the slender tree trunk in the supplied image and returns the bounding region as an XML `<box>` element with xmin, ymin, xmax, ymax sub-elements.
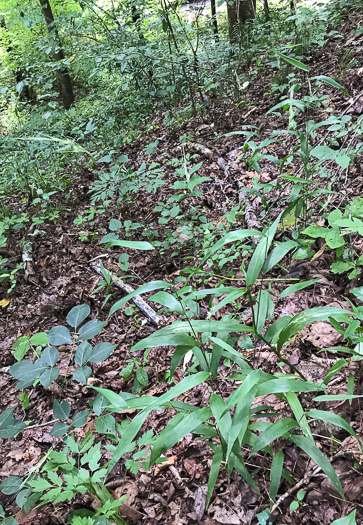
<box><xmin>39</xmin><ymin>0</ymin><xmax>75</xmax><ymax>109</ymax></box>
<box><xmin>264</xmin><ymin>0</ymin><xmax>270</xmax><ymax>22</ymax></box>
<box><xmin>227</xmin><ymin>0</ymin><xmax>256</xmax><ymax>44</ymax></box>
<box><xmin>211</xmin><ymin>0</ymin><xmax>219</xmax><ymax>41</ymax></box>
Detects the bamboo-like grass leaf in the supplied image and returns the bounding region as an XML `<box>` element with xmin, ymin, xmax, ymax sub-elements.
<box><xmin>307</xmin><ymin>410</ymin><xmax>363</xmax><ymax>453</ymax></box>
<box><xmin>206</xmin><ymin>445</ymin><xmax>223</xmax><ymax>508</ymax></box>
<box><xmin>289</xmin><ymin>435</ymin><xmax>344</xmax><ymax>497</ymax></box>
<box><xmin>270</xmin><ymin>450</ymin><xmax>284</xmax><ymax>505</ymax></box>
<box><xmin>109</xmin><ymin>280</ymin><xmax>170</xmax><ymax>316</ymax></box>
<box><xmin>285</xmin><ymin>392</ymin><xmax>313</xmax><ymax>441</ymax></box>
<box><xmin>246</xmin><ymin>212</ymin><xmax>283</xmax><ymax>287</ymax></box>
<box><xmin>150</xmin><ymin>407</ymin><xmax>212</xmax><ymax>464</ymax></box>
<box><xmin>251</xmin><ymin>418</ymin><xmax>298</xmax><ymax>455</ymax></box>
<box><xmin>277</xmin><ymin>307</ymin><xmax>352</xmax><ymax>350</ymax></box>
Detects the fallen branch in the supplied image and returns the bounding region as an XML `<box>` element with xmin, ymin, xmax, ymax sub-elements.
<box><xmin>237</xmin><ymin>182</ymin><xmax>261</xmax><ymax>245</ymax></box>
<box><xmin>186</xmin><ymin>141</ymin><xmax>214</xmax><ymax>161</ymax></box>
<box><xmin>90</xmin><ymin>263</ymin><xmax>162</xmax><ymax>327</ymax></box>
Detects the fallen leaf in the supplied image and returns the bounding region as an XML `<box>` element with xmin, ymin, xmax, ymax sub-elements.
<box><xmin>0</xmin><ymin>299</ymin><xmax>10</xmax><ymax>307</ymax></box>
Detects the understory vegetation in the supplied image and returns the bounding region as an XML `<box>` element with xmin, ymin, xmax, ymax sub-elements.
<box><xmin>0</xmin><ymin>0</ymin><xmax>363</xmax><ymax>523</ymax></box>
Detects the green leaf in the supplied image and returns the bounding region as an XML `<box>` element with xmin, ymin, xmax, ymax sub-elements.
<box><xmin>131</xmin><ymin>334</ymin><xmax>197</xmax><ymax>352</ymax></box>
<box><xmin>208</xmin><ymin>289</ymin><xmax>246</xmax><ymax>318</ymax></box>
<box><xmin>47</xmin><ymin>326</ymin><xmax>72</xmax><ymax>346</ymax></box>
<box><xmin>323</xmin><ymin>359</ymin><xmax>347</xmax><ymax>384</ymax></box>
<box><xmin>89</xmin><ymin>342</ymin><xmax>117</xmax><ymax>363</ymax></box>
<box><xmin>289</xmin><ymin>435</ymin><xmax>344</xmax><ymax>497</ymax></box>
<box><xmin>307</xmin><ymin>410</ymin><xmax>363</xmax><ymax>453</ymax></box>
<box><xmin>29</xmin><ymin>332</ymin><xmax>48</xmax><ymax>346</ymax></box>
<box><xmin>77</xmin><ymin>320</ymin><xmax>104</xmax><ymax>341</ymax></box>
<box><xmin>66</xmin><ymin>304</ymin><xmax>91</xmax><ymax>329</ymax></box>
<box><xmin>136</xmin><ymin>367</ymin><xmax>148</xmax><ymax>386</ymax></box>
<box><xmin>246</xmin><ymin>213</ymin><xmax>283</xmax><ymax>287</ymax></box>
<box><xmin>95</xmin><ymin>414</ymin><xmax>116</xmax><ymax>435</ymax></box>
<box><xmin>279</xmin><ymin>279</ymin><xmax>320</xmax><ymax>299</ymax></box>
<box><xmin>109</xmin><ymin>280</ymin><xmax>170</xmax><ymax>317</ymax></box>
<box><xmin>270</xmin><ymin>451</ymin><xmax>284</xmax><ymax>505</ymax></box>
<box><xmin>200</xmin><ymin>230</ymin><xmax>263</xmax><ymax>265</ymax></box>
<box><xmin>315</xmin><ymin>394</ymin><xmax>363</xmax><ymax>401</ymax></box>
<box><xmin>149</xmin><ymin>291</ymin><xmax>184</xmax><ymax>315</ymax></box>
<box><xmin>109</xmin><ymin>219</ymin><xmax>122</xmax><ymax>231</ymax></box>
<box><xmin>53</xmin><ymin>400</ymin><xmax>71</xmax><ymax>420</ymax></box>
<box><xmin>105</xmin><ymin>240</ymin><xmax>154</xmax><ymax>250</ymax></box>
<box><xmin>150</xmin><ymin>407</ymin><xmax>212</xmax><ymax>464</ymax></box>
<box><xmin>10</xmin><ymin>360</ymin><xmax>47</xmax><ymax>386</ymax></box>
<box><xmin>277</xmin><ymin>307</ymin><xmax>351</xmax><ymax>350</ymax></box>
<box><xmin>71</xmin><ymin>410</ymin><xmax>91</xmax><ymax>428</ymax></box>
<box><xmin>73</xmin><ymin>366</ymin><xmax>92</xmax><ymax>385</ymax></box>
<box><xmin>40</xmin><ymin>346</ymin><xmax>59</xmax><ymax>367</ymax></box>
<box><xmin>40</xmin><ymin>368</ymin><xmax>60</xmax><ymax>388</ymax></box>
<box><xmin>0</xmin><ymin>476</ymin><xmax>23</xmax><ymax>495</ymax></box>
<box><xmin>277</xmin><ymin>52</ymin><xmax>309</xmax><ymax>71</ymax></box>
<box><xmin>310</xmin><ymin>75</ymin><xmax>349</xmax><ymax>97</ymax></box>
<box><xmin>263</xmin><ymin>241</ymin><xmax>298</xmax><ymax>273</ymax></box>
<box><xmin>257</xmin><ymin>378</ymin><xmax>324</xmax><ymax>396</ymax></box>
<box><xmin>89</xmin><ymin>387</ymin><xmax>128</xmax><ymax>410</ymax></box>
<box><xmin>0</xmin><ymin>408</ymin><xmax>26</xmax><ymax>438</ymax></box>
<box><xmin>351</xmin><ymin>287</ymin><xmax>363</xmax><ymax>301</ymax></box>
<box><xmin>206</xmin><ymin>445</ymin><xmax>223</xmax><ymax>508</ymax></box>
<box><xmin>75</xmin><ymin>341</ymin><xmax>93</xmax><ymax>366</ymax></box>
<box><xmin>251</xmin><ymin>418</ymin><xmax>297</xmax><ymax>454</ymax></box>
<box><xmin>50</xmin><ymin>422</ymin><xmax>70</xmax><ymax>437</ymax></box>
<box><xmin>285</xmin><ymin>392</ymin><xmax>313</xmax><ymax>440</ymax></box>
<box><xmin>156</xmin><ymin>319</ymin><xmax>252</xmax><ymax>335</ymax></box>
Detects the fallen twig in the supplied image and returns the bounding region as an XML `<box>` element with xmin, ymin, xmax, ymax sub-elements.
<box><xmin>90</xmin><ymin>263</ymin><xmax>162</xmax><ymax>327</ymax></box>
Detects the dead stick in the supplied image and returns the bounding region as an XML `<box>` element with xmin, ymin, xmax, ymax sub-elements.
<box><xmin>90</xmin><ymin>263</ymin><xmax>162</xmax><ymax>327</ymax></box>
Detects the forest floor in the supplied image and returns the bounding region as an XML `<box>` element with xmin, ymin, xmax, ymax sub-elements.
<box><xmin>1</xmin><ymin>10</ymin><xmax>363</xmax><ymax>525</ymax></box>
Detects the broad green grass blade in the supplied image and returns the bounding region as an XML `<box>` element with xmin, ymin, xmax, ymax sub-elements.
<box><xmin>106</xmin><ymin>240</ymin><xmax>154</xmax><ymax>250</ymax></box>
<box><xmin>289</xmin><ymin>435</ymin><xmax>344</xmax><ymax>497</ymax></box>
<box><xmin>150</xmin><ymin>407</ymin><xmax>212</xmax><ymax>463</ymax></box>
<box><xmin>270</xmin><ymin>450</ymin><xmax>284</xmax><ymax>505</ymax></box>
<box><xmin>210</xmin><ymin>394</ymin><xmax>231</xmax><ymax>445</ymax></box>
<box><xmin>263</xmin><ymin>240</ymin><xmax>298</xmax><ymax>273</ymax></box>
<box><xmin>251</xmin><ymin>418</ymin><xmax>297</xmax><ymax>454</ymax></box>
<box><xmin>88</xmin><ymin>387</ymin><xmax>128</xmax><ymax>410</ymax></box>
<box><xmin>256</xmin><ymin>378</ymin><xmax>325</xmax><ymax>396</ymax></box>
<box><xmin>233</xmin><ymin>456</ymin><xmax>260</xmax><ymax>493</ymax></box>
<box><xmin>279</xmin><ymin>278</ymin><xmax>320</xmax><ymax>299</ymax></box>
<box><xmin>149</xmin><ymin>291</ymin><xmax>184</xmax><ymax>315</ymax></box>
<box><xmin>109</xmin><ymin>281</ymin><xmax>170</xmax><ymax>316</ymax></box>
<box><xmin>307</xmin><ymin>410</ymin><xmax>363</xmax><ymax>453</ymax></box>
<box><xmin>156</xmin><ymin>319</ymin><xmax>253</xmax><ymax>335</ymax></box>
<box><xmin>206</xmin><ymin>445</ymin><xmax>223</xmax><ymax>508</ymax></box>
<box><xmin>310</xmin><ymin>75</ymin><xmax>349</xmax><ymax>97</ymax></box>
<box><xmin>323</xmin><ymin>359</ymin><xmax>347</xmax><ymax>385</ymax></box>
<box><xmin>226</xmin><ymin>369</ymin><xmax>262</xmax><ymax>410</ymax></box>
<box><xmin>208</xmin><ymin>288</ymin><xmax>246</xmax><ymax>318</ymax></box>
<box><xmin>246</xmin><ymin>212</ymin><xmax>283</xmax><ymax>287</ymax></box>
<box><xmin>200</xmin><ymin>230</ymin><xmax>262</xmax><ymax>265</ymax></box>
<box><xmin>314</xmin><ymin>394</ymin><xmax>363</xmax><ymax>401</ymax></box>
<box><xmin>277</xmin><ymin>52</ymin><xmax>309</xmax><ymax>71</ymax></box>
<box><xmin>106</xmin><ymin>410</ymin><xmax>151</xmax><ymax>475</ymax></box>
<box><xmin>210</xmin><ymin>337</ymin><xmax>251</xmax><ymax>373</ymax></box>
<box><xmin>131</xmin><ymin>334</ymin><xmax>197</xmax><ymax>352</ymax></box>
<box><xmin>285</xmin><ymin>392</ymin><xmax>313</xmax><ymax>441</ymax></box>
<box><xmin>227</xmin><ymin>387</ymin><xmax>256</xmax><ymax>459</ymax></box>
<box><xmin>277</xmin><ymin>307</ymin><xmax>351</xmax><ymax>350</ymax></box>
